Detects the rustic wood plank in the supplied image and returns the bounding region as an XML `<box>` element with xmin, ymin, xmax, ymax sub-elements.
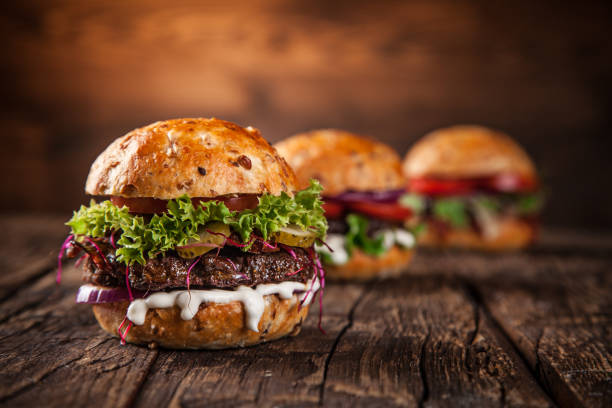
<box><xmin>0</xmin><ymin>215</ymin><xmax>68</xmax><ymax>301</ymax></box>
<box><xmin>0</xmin><ymin>265</ymin><xmax>158</xmax><ymax>408</ymax></box>
<box><xmin>407</xmin><ymin>227</ymin><xmax>612</xmax><ymax>284</ymax></box>
<box><xmin>132</xmin><ymin>283</ymin><xmax>365</xmax><ymax>407</ymax></box>
<box><xmin>322</xmin><ymin>276</ymin><xmax>552</xmax><ymax>407</ymax></box>
<box><xmin>536</xmin><ymin>228</ymin><xmax>612</xmax><ymax>252</ymax></box>
<box><xmin>474</xmin><ymin>257</ymin><xmax>612</xmax><ymax>408</ymax></box>
<box><xmin>1</xmin><ymin>222</ymin><xmax>610</xmax><ymax>407</ymax></box>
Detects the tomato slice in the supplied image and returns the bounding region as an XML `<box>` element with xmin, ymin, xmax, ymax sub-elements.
<box><xmin>322</xmin><ymin>201</ymin><xmax>345</xmax><ymax>219</ymax></box>
<box><xmin>110</xmin><ymin>197</ymin><xmax>168</xmax><ymax>214</ymax></box>
<box><xmin>194</xmin><ymin>195</ymin><xmax>260</xmax><ymax>212</ymax></box>
<box><xmin>110</xmin><ymin>194</ymin><xmax>260</xmax><ymax>214</ymax></box>
<box><xmin>409</xmin><ymin>178</ymin><xmax>475</xmax><ymax>195</ymax></box>
<box><xmin>410</xmin><ymin>174</ymin><xmax>538</xmax><ymax>195</ymax></box>
<box><xmin>348</xmin><ymin>202</ymin><xmax>413</xmax><ymax>221</ymax></box>
<box><xmin>485</xmin><ymin>173</ymin><xmax>538</xmax><ymax>192</ymax></box>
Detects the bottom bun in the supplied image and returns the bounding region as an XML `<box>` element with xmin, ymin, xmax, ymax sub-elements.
<box><xmin>93</xmin><ymin>293</ymin><xmax>310</xmax><ymax>350</ymax></box>
<box><xmin>325</xmin><ymin>246</ymin><xmax>414</xmax><ymax>281</ymax></box>
<box><xmin>419</xmin><ymin>217</ymin><xmax>535</xmax><ymax>250</ymax></box>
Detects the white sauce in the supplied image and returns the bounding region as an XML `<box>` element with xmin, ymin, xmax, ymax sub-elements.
<box><xmin>471</xmin><ymin>202</ymin><xmax>500</xmax><ymax>239</ymax></box>
<box><xmin>316</xmin><ymin>229</ymin><xmax>415</xmax><ymax>266</ymax></box>
<box><xmin>315</xmin><ymin>234</ymin><xmax>349</xmax><ymax>265</ymax></box>
<box><xmin>379</xmin><ymin>230</ymin><xmax>395</xmax><ymax>250</ymax></box>
<box><xmin>126</xmin><ymin>277</ymin><xmax>319</xmax><ymax>332</ymax></box>
<box><xmin>377</xmin><ymin>228</ymin><xmax>415</xmax><ymax>249</ymax></box>
<box><xmin>393</xmin><ymin>229</ymin><xmax>416</xmax><ymax>248</ymax></box>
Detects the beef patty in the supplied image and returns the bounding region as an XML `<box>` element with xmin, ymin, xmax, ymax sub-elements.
<box><xmin>82</xmin><ymin>246</ymin><xmax>315</xmax><ymax>291</ymax></box>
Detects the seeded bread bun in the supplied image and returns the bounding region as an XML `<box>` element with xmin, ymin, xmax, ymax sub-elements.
<box><xmin>86</xmin><ymin>118</ymin><xmax>296</xmax><ymax>199</ymax></box>
<box><xmin>92</xmin><ymin>293</ymin><xmax>310</xmax><ymax>349</ymax></box>
<box><xmin>274</xmin><ymin>129</ymin><xmax>404</xmax><ymax>195</ymax></box>
<box><xmin>325</xmin><ymin>246</ymin><xmax>414</xmax><ymax>281</ymax></box>
<box><xmin>403</xmin><ymin>125</ymin><xmax>537</xmax><ymax>180</ymax></box>
<box><xmin>419</xmin><ymin>217</ymin><xmax>536</xmax><ymax>251</ymax></box>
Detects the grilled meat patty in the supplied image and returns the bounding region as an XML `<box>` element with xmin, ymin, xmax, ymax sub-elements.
<box><xmin>82</xmin><ymin>246</ymin><xmax>314</xmax><ymax>291</ymax></box>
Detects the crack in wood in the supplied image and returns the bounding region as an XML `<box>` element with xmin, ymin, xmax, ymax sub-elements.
<box><xmin>254</xmin><ymin>371</ymin><xmax>266</xmax><ymax>406</ymax></box>
<box><xmin>318</xmin><ymin>284</ymin><xmax>370</xmax><ymax>406</ymax></box>
<box><xmin>0</xmin><ymin>271</ymin><xmax>55</xmax><ymax>324</ymax></box>
<box><xmin>0</xmin><ymin>313</ymin><xmax>51</xmax><ymax>343</ymax></box>
<box><xmin>499</xmin><ymin>380</ymin><xmax>507</xmax><ymax>406</ymax></box>
<box><xmin>467</xmin><ymin>299</ymin><xmax>480</xmax><ymax>346</ymax></box>
<box><xmin>0</xmin><ymin>354</ymin><xmax>83</xmax><ymax>404</ymax></box>
<box><xmin>463</xmin><ymin>280</ymin><xmax>559</xmax><ymax>407</ymax></box>
<box><xmin>535</xmin><ymin>329</ymin><xmax>545</xmax><ymax>385</ymax></box>
<box><xmin>464</xmin><ymin>289</ymin><xmax>481</xmax><ymax>387</ymax></box>
<box><xmin>417</xmin><ymin>330</ymin><xmax>431</xmax><ymax>408</ymax></box>
<box><xmin>162</xmin><ymin>357</ymin><xmax>198</xmax><ymax>408</ymax></box>
<box><xmin>123</xmin><ymin>351</ymin><xmax>160</xmax><ymax>408</ymax></box>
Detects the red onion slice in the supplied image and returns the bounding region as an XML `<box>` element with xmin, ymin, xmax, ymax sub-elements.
<box><xmin>76</xmin><ymin>285</ymin><xmax>145</xmax><ymax>304</ymax></box>
<box><xmin>327</xmin><ymin>189</ymin><xmax>406</xmax><ymax>203</ymax></box>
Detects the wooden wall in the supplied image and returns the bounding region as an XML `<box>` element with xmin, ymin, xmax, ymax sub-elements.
<box><xmin>1</xmin><ymin>0</ymin><xmax>611</xmax><ymax>229</ymax></box>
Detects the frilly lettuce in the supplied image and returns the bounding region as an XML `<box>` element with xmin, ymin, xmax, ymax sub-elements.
<box><xmin>344</xmin><ymin>213</ymin><xmax>387</xmax><ymax>257</ymax></box>
<box><xmin>67</xmin><ymin>180</ymin><xmax>327</xmax><ymax>265</ymax></box>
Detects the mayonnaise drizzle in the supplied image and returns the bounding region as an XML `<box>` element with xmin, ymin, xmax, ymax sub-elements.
<box><xmin>126</xmin><ymin>277</ymin><xmax>319</xmax><ymax>332</ymax></box>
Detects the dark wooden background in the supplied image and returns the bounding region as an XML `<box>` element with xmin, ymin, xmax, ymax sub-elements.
<box><xmin>1</xmin><ymin>0</ymin><xmax>611</xmax><ymax>229</ymax></box>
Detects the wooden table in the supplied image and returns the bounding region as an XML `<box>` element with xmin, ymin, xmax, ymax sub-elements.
<box><xmin>0</xmin><ymin>216</ymin><xmax>610</xmax><ymax>407</ymax></box>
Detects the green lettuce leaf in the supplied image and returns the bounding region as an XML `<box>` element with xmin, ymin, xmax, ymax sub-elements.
<box><xmin>230</xmin><ymin>180</ymin><xmax>326</xmax><ymax>243</ymax></box>
<box><xmin>432</xmin><ymin>198</ymin><xmax>469</xmax><ymax>228</ymax></box>
<box><xmin>399</xmin><ymin>193</ymin><xmax>426</xmax><ymax>214</ymax></box>
<box><xmin>515</xmin><ymin>193</ymin><xmax>543</xmax><ymax>215</ymax></box>
<box><xmin>410</xmin><ymin>222</ymin><xmax>427</xmax><ymax>237</ymax></box>
<box><xmin>344</xmin><ymin>213</ymin><xmax>387</xmax><ymax>257</ymax></box>
<box><xmin>66</xmin><ymin>180</ymin><xmax>327</xmax><ymax>265</ymax></box>
<box><xmin>472</xmin><ymin>195</ymin><xmax>501</xmax><ymax>212</ymax></box>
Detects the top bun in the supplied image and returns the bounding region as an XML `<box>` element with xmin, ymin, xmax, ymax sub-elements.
<box><xmin>86</xmin><ymin>118</ymin><xmax>296</xmax><ymax>198</ymax></box>
<box><xmin>274</xmin><ymin>129</ymin><xmax>404</xmax><ymax>195</ymax></box>
<box><xmin>403</xmin><ymin>125</ymin><xmax>537</xmax><ymax>180</ymax></box>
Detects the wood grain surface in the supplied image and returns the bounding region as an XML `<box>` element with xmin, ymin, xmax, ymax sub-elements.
<box><xmin>0</xmin><ymin>215</ymin><xmax>610</xmax><ymax>407</ymax></box>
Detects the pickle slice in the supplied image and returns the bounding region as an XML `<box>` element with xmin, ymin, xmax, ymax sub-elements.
<box><xmin>176</xmin><ymin>222</ymin><xmax>230</xmax><ymax>258</ymax></box>
<box><xmin>271</xmin><ymin>225</ymin><xmax>316</xmax><ymax>247</ymax></box>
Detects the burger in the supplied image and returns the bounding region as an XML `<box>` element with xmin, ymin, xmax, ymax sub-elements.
<box><xmin>58</xmin><ymin>118</ymin><xmax>328</xmax><ymax>349</ymax></box>
<box><xmin>401</xmin><ymin>125</ymin><xmax>543</xmax><ymax>250</ymax></box>
<box><xmin>275</xmin><ymin>129</ymin><xmax>417</xmax><ymax>281</ymax></box>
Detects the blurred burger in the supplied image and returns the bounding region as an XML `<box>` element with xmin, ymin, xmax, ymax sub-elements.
<box><xmin>275</xmin><ymin>130</ymin><xmax>417</xmax><ymax>281</ymax></box>
<box><xmin>58</xmin><ymin>118</ymin><xmax>328</xmax><ymax>349</ymax></box>
<box><xmin>401</xmin><ymin>125</ymin><xmax>543</xmax><ymax>250</ymax></box>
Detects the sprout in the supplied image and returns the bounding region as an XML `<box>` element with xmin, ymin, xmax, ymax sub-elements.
<box><xmin>117</xmin><ymin>317</ymin><xmax>133</xmax><ymax>345</ymax></box>
<box><xmin>222</xmin><ymin>257</ymin><xmax>238</xmax><ymax>272</ymax></box>
<box><xmin>82</xmin><ymin>236</ymin><xmax>110</xmax><ymax>268</ymax></box>
<box><xmin>285</xmin><ymin>266</ymin><xmax>304</xmax><ymax>277</ymax></box>
<box><xmin>75</xmin><ymin>253</ymin><xmax>89</xmax><ymax>268</ymax></box>
<box><xmin>57</xmin><ymin>234</ymin><xmax>74</xmax><ymax>284</ymax></box>
<box><xmin>125</xmin><ymin>265</ymin><xmax>133</xmax><ymax>302</ymax></box>
<box><xmin>109</xmin><ymin>229</ymin><xmax>118</xmax><ymax>249</ymax></box>
<box><xmin>186</xmin><ymin>256</ymin><xmax>202</xmax><ymax>291</ymax></box>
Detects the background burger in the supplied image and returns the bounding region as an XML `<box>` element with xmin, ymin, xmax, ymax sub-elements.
<box><xmin>401</xmin><ymin>125</ymin><xmax>543</xmax><ymax>250</ymax></box>
<box><xmin>58</xmin><ymin>118</ymin><xmax>328</xmax><ymax>349</ymax></box>
<box><xmin>275</xmin><ymin>130</ymin><xmax>417</xmax><ymax>281</ymax></box>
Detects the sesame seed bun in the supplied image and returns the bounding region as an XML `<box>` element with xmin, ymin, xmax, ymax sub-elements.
<box><xmin>419</xmin><ymin>217</ymin><xmax>536</xmax><ymax>251</ymax></box>
<box><xmin>274</xmin><ymin>129</ymin><xmax>404</xmax><ymax>195</ymax></box>
<box><xmin>86</xmin><ymin>118</ymin><xmax>296</xmax><ymax>199</ymax></box>
<box><xmin>92</xmin><ymin>293</ymin><xmax>310</xmax><ymax>350</ymax></box>
<box><xmin>403</xmin><ymin>125</ymin><xmax>537</xmax><ymax>180</ymax></box>
<box><xmin>325</xmin><ymin>246</ymin><xmax>414</xmax><ymax>281</ymax></box>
